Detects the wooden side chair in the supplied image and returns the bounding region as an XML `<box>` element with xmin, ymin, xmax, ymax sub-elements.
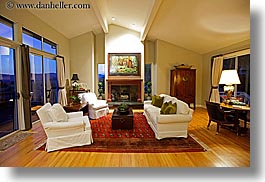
<box><xmin>205</xmin><ymin>101</ymin><xmax>239</xmax><ymax>135</ymax></box>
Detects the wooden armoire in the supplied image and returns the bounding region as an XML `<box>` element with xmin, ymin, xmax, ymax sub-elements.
<box><xmin>170</xmin><ymin>68</ymin><xmax>196</xmax><ymax>109</ymax></box>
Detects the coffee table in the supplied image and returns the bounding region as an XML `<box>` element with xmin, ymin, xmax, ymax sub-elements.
<box><xmin>112</xmin><ymin>107</ymin><xmax>134</xmax><ymax>130</ymax></box>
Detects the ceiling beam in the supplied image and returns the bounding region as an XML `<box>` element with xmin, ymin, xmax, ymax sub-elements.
<box><xmin>90</xmin><ymin>0</ymin><xmax>108</xmax><ymax>33</ymax></box>
<box><xmin>140</xmin><ymin>0</ymin><xmax>162</xmax><ymax>41</ymax></box>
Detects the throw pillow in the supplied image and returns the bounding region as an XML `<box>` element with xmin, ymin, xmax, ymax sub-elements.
<box><xmin>162</xmin><ymin>101</ymin><xmax>177</xmax><ymax>114</ymax></box>
<box><xmin>47</xmin><ymin>103</ymin><xmax>68</xmax><ymax>122</ymax></box>
<box><xmin>151</xmin><ymin>95</ymin><xmax>164</xmax><ymax>108</ymax></box>
<box><xmin>160</xmin><ymin>102</ymin><xmax>169</xmax><ymax>114</ymax></box>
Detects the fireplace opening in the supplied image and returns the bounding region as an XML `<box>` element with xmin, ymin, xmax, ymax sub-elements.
<box><xmin>111</xmin><ymin>85</ymin><xmax>138</xmax><ymax>102</ymax></box>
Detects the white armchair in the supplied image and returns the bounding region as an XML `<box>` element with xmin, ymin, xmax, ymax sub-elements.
<box><xmin>36</xmin><ymin>103</ymin><xmax>93</xmax><ymax>152</ymax></box>
<box><xmin>78</xmin><ymin>92</ymin><xmax>109</xmax><ymax>119</ymax></box>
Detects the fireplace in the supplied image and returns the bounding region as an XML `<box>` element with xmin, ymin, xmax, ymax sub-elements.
<box><xmin>107</xmin><ymin>79</ymin><xmax>142</xmax><ymax>102</ymax></box>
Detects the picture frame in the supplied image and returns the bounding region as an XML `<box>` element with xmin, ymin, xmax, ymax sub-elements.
<box><xmin>108</xmin><ymin>53</ymin><xmax>141</xmax><ymax>77</ymax></box>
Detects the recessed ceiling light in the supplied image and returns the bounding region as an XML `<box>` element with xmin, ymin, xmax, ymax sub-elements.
<box><xmin>131</xmin><ymin>24</ymin><xmax>136</xmax><ymax>27</ymax></box>
<box><xmin>111</xmin><ymin>17</ymin><xmax>116</xmax><ymax>21</ymax></box>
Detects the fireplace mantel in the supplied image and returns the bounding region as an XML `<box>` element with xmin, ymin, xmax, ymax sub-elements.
<box><xmin>107</xmin><ymin>78</ymin><xmax>143</xmax><ymax>102</ymax></box>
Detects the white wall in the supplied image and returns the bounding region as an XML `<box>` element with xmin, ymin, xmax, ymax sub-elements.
<box><xmin>154</xmin><ymin>40</ymin><xmax>203</xmax><ymax>106</ymax></box>
<box><xmin>70</xmin><ymin>32</ymin><xmax>95</xmax><ymax>91</ymax></box>
<box><xmin>105</xmin><ymin>25</ymin><xmax>145</xmax><ymax>97</ymax></box>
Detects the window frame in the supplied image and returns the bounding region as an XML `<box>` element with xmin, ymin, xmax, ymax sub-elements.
<box><xmin>22</xmin><ymin>27</ymin><xmax>57</xmax><ymax>55</ymax></box>
<box><xmin>0</xmin><ymin>16</ymin><xmax>14</xmax><ymax>41</ymax></box>
<box><xmin>43</xmin><ymin>38</ymin><xmax>57</xmax><ymax>55</ymax></box>
<box><xmin>219</xmin><ymin>49</ymin><xmax>250</xmax><ymax>104</ymax></box>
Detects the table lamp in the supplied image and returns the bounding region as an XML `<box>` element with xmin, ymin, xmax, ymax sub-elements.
<box><xmin>71</xmin><ymin>74</ymin><xmax>79</xmax><ymax>83</ymax></box>
<box><xmin>219</xmin><ymin>70</ymin><xmax>241</xmax><ymax>103</ymax></box>
<box><xmin>71</xmin><ymin>74</ymin><xmax>79</xmax><ymax>90</ymax></box>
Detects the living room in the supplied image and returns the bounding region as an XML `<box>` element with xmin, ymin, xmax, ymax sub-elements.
<box><xmin>0</xmin><ymin>0</ymin><xmax>252</xmax><ymax>172</ymax></box>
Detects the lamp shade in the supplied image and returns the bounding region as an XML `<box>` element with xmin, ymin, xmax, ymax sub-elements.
<box><xmin>71</xmin><ymin>74</ymin><xmax>79</xmax><ymax>81</ymax></box>
<box><xmin>219</xmin><ymin>70</ymin><xmax>241</xmax><ymax>85</ymax></box>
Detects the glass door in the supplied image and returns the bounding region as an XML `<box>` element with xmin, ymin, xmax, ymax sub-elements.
<box><xmin>30</xmin><ymin>53</ymin><xmax>44</xmax><ymax>122</ymax></box>
<box><xmin>0</xmin><ymin>46</ymin><xmax>18</xmax><ymax>137</ymax></box>
<box><xmin>30</xmin><ymin>53</ymin><xmax>44</xmax><ymax>106</ymax></box>
<box><xmin>44</xmin><ymin>57</ymin><xmax>58</xmax><ymax>104</ymax></box>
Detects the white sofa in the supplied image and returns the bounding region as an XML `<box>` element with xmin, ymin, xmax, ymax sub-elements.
<box><xmin>36</xmin><ymin>103</ymin><xmax>93</xmax><ymax>152</ymax></box>
<box><xmin>144</xmin><ymin>94</ymin><xmax>193</xmax><ymax>139</ymax></box>
<box><xmin>78</xmin><ymin>92</ymin><xmax>109</xmax><ymax>119</ymax></box>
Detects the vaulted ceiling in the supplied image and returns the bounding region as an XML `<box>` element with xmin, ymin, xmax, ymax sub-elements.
<box><xmin>24</xmin><ymin>0</ymin><xmax>250</xmax><ymax>54</ymax></box>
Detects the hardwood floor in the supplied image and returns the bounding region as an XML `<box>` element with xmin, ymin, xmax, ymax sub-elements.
<box><xmin>0</xmin><ymin>107</ymin><xmax>250</xmax><ymax>167</ymax></box>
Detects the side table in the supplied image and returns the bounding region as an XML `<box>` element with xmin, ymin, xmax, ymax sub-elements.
<box><xmin>63</xmin><ymin>103</ymin><xmax>88</xmax><ymax>115</ymax></box>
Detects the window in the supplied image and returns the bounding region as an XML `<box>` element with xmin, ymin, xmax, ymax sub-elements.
<box><xmin>0</xmin><ymin>16</ymin><xmax>14</xmax><ymax>40</ymax></box>
<box><xmin>22</xmin><ymin>28</ymin><xmax>57</xmax><ymax>55</ymax></box>
<box><xmin>144</xmin><ymin>64</ymin><xmax>152</xmax><ymax>97</ymax></box>
<box><xmin>44</xmin><ymin>57</ymin><xmax>58</xmax><ymax>104</ymax></box>
<box><xmin>22</xmin><ymin>28</ymin><xmax>42</xmax><ymax>50</ymax></box>
<box><xmin>30</xmin><ymin>54</ymin><xmax>44</xmax><ymax>106</ymax></box>
<box><xmin>219</xmin><ymin>53</ymin><xmax>250</xmax><ymax>104</ymax></box>
<box><xmin>23</xmin><ymin>27</ymin><xmax>58</xmax><ymax>122</ymax></box>
<box><xmin>0</xmin><ymin>46</ymin><xmax>18</xmax><ymax>137</ymax></box>
<box><xmin>98</xmin><ymin>64</ymin><xmax>105</xmax><ymax>95</ymax></box>
<box><xmin>44</xmin><ymin>38</ymin><xmax>57</xmax><ymax>54</ymax></box>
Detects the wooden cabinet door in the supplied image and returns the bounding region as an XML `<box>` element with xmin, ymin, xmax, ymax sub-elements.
<box><xmin>170</xmin><ymin>68</ymin><xmax>196</xmax><ymax>108</ymax></box>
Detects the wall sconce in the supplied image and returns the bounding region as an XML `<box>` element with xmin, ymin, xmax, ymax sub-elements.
<box><xmin>219</xmin><ymin>70</ymin><xmax>241</xmax><ymax>103</ymax></box>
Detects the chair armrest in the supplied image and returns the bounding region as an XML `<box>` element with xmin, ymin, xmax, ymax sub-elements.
<box><xmin>90</xmin><ymin>100</ymin><xmax>107</xmax><ymax>105</ymax></box>
<box><xmin>67</xmin><ymin>111</ymin><xmax>83</xmax><ymax>118</ymax></box>
<box><xmin>81</xmin><ymin>116</ymin><xmax>91</xmax><ymax>130</ymax></box>
<box><xmin>223</xmin><ymin>110</ymin><xmax>235</xmax><ymax>113</ymax></box>
<box><xmin>68</xmin><ymin>116</ymin><xmax>91</xmax><ymax>130</ymax></box>
<box><xmin>144</xmin><ymin>100</ymin><xmax>152</xmax><ymax>105</ymax></box>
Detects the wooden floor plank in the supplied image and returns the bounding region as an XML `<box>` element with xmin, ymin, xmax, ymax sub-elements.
<box><xmin>0</xmin><ymin>107</ymin><xmax>250</xmax><ymax>167</ymax></box>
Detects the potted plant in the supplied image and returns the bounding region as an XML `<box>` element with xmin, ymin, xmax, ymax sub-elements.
<box><xmin>146</xmin><ymin>82</ymin><xmax>152</xmax><ymax>100</ymax></box>
<box><xmin>98</xmin><ymin>81</ymin><xmax>103</xmax><ymax>99</ymax></box>
<box><xmin>118</xmin><ymin>103</ymin><xmax>129</xmax><ymax>114</ymax></box>
<box><xmin>69</xmin><ymin>95</ymin><xmax>81</xmax><ymax>105</ymax></box>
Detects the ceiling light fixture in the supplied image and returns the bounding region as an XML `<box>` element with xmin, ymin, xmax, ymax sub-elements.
<box><xmin>131</xmin><ymin>24</ymin><xmax>136</xmax><ymax>27</ymax></box>
<box><xmin>111</xmin><ymin>17</ymin><xmax>116</xmax><ymax>21</ymax></box>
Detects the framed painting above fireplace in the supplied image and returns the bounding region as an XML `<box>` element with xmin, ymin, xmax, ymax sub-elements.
<box><xmin>108</xmin><ymin>53</ymin><xmax>141</xmax><ymax>77</ymax></box>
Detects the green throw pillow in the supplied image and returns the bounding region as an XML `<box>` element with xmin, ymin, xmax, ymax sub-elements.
<box><xmin>151</xmin><ymin>95</ymin><xmax>164</xmax><ymax>108</ymax></box>
<box><xmin>162</xmin><ymin>101</ymin><xmax>177</xmax><ymax>114</ymax></box>
<box><xmin>160</xmin><ymin>102</ymin><xmax>169</xmax><ymax>114</ymax></box>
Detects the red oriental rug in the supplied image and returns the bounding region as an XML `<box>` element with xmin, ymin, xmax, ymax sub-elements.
<box><xmin>37</xmin><ymin>113</ymin><xmax>207</xmax><ymax>153</ymax></box>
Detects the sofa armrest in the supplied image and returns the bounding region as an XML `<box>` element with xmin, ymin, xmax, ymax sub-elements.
<box><xmin>67</xmin><ymin>111</ymin><xmax>83</xmax><ymax>118</ymax></box>
<box><xmin>144</xmin><ymin>100</ymin><xmax>152</xmax><ymax>105</ymax></box>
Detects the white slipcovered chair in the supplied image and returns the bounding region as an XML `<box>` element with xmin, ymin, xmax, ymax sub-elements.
<box><xmin>78</xmin><ymin>92</ymin><xmax>109</xmax><ymax>119</ymax></box>
<box><xmin>36</xmin><ymin>103</ymin><xmax>93</xmax><ymax>152</ymax></box>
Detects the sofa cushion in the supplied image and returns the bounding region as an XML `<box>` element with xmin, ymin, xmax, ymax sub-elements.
<box><xmin>164</xmin><ymin>105</ymin><xmax>177</xmax><ymax>114</ymax></box>
<box><xmin>161</xmin><ymin>101</ymin><xmax>177</xmax><ymax>114</ymax></box>
<box><xmin>151</xmin><ymin>95</ymin><xmax>164</xmax><ymax>108</ymax></box>
<box><xmin>36</xmin><ymin>103</ymin><xmax>53</xmax><ymax>124</ymax></box>
<box><xmin>48</xmin><ymin>103</ymin><xmax>68</xmax><ymax>122</ymax></box>
<box><xmin>160</xmin><ymin>102</ymin><xmax>169</xmax><ymax>114</ymax></box>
